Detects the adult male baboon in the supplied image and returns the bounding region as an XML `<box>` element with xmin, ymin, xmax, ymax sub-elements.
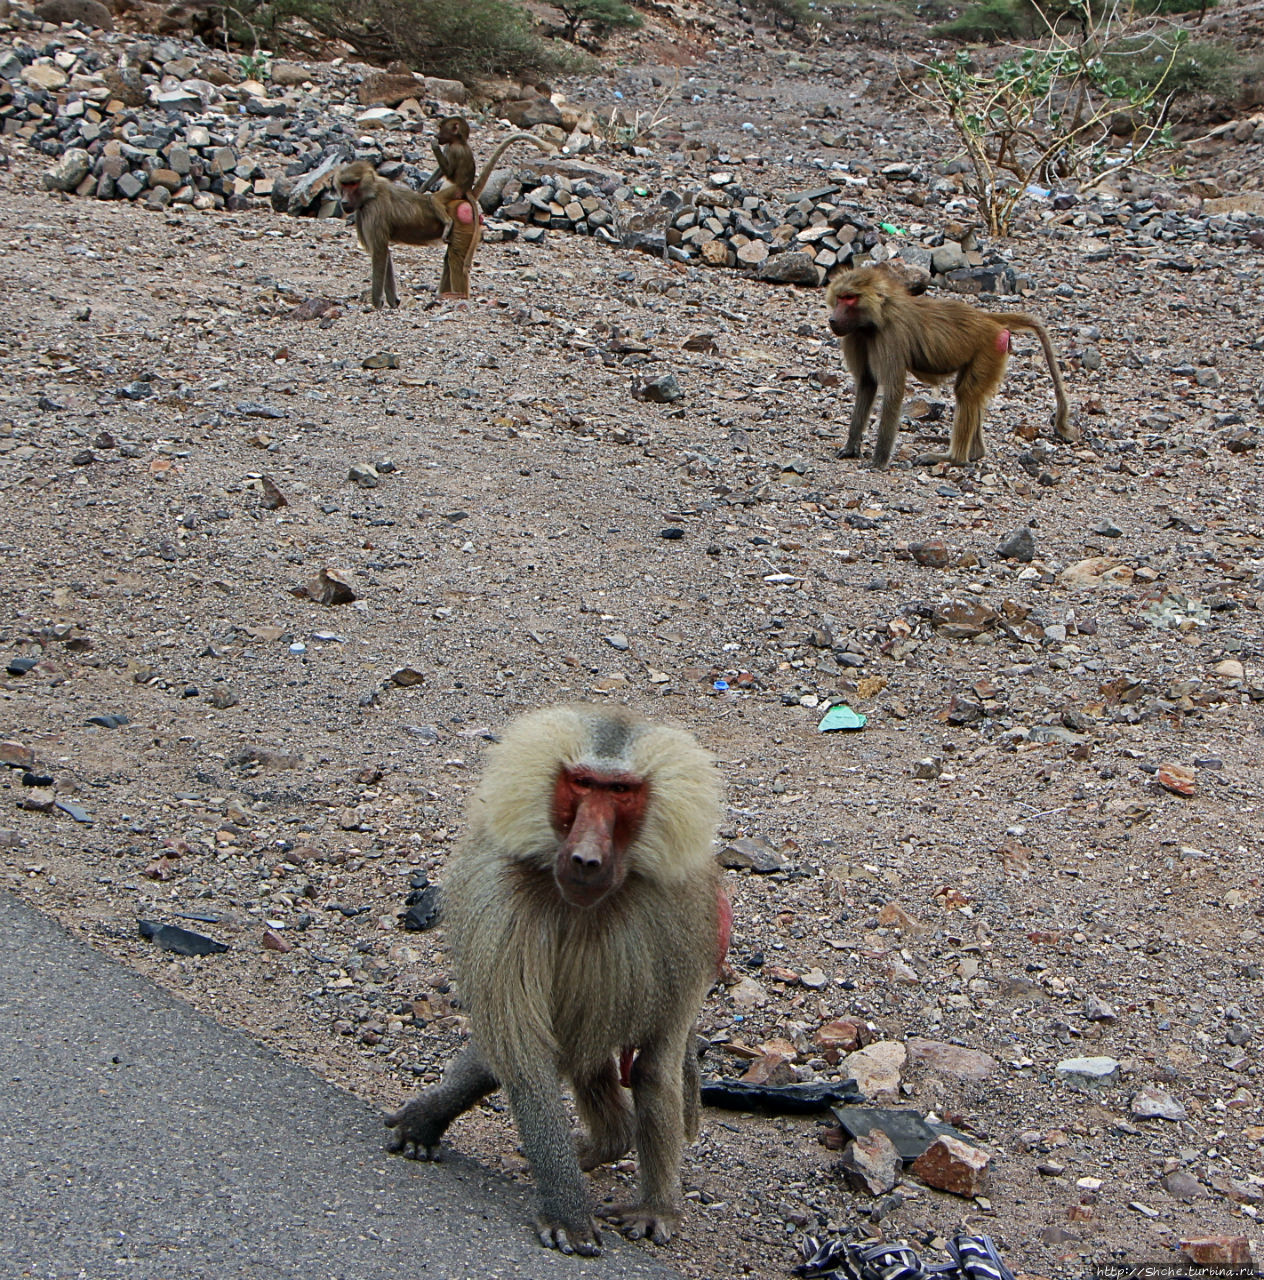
<box><xmin>337</xmin><ymin>131</ymin><xmax>554</xmax><ymax>306</ymax></box>
<box><xmin>825</xmin><ymin>262</ymin><xmax>1074</xmax><ymax>467</ymax></box>
<box><xmin>385</xmin><ymin>704</ymin><xmax>730</xmax><ymax>1257</ymax></box>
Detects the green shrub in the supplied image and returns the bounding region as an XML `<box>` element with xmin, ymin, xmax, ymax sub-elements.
<box><xmin>219</xmin><ymin>0</ymin><xmax>576</xmax><ymax>82</ymax></box>
<box><xmin>1108</xmin><ymin>35</ymin><xmax>1244</xmax><ymax>97</ymax></box>
<box><xmin>932</xmin><ymin>0</ymin><xmax>1028</xmax><ymax>40</ymax></box>
<box><xmin>556</xmin><ymin>0</ymin><xmax>641</xmax><ymax>43</ymax></box>
<box><xmin>932</xmin><ymin>0</ymin><xmax>1216</xmax><ymax>42</ymax></box>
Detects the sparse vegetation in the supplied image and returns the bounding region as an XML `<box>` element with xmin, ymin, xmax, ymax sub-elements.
<box><xmin>1107</xmin><ymin>34</ymin><xmax>1247</xmax><ymax>97</ymax></box>
<box><xmin>920</xmin><ymin>0</ymin><xmax>1186</xmax><ymax>234</ymax></box>
<box><xmin>932</xmin><ymin>0</ymin><xmax>1217</xmax><ymax>42</ymax></box>
<box><xmin>554</xmin><ymin>0</ymin><xmax>641</xmax><ymax>44</ymax></box>
<box><xmin>204</xmin><ymin>0</ymin><xmax>579</xmax><ymax>82</ymax></box>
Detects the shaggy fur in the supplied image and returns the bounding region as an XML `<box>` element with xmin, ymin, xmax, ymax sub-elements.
<box><xmin>385</xmin><ymin>704</ymin><xmax>724</xmax><ymax>1257</ymax></box>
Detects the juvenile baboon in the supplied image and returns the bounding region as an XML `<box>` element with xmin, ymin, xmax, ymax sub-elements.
<box><xmin>825</xmin><ymin>262</ymin><xmax>1074</xmax><ymax>467</ymax></box>
<box><xmin>337</xmin><ymin>131</ymin><xmax>555</xmax><ymax>307</ymax></box>
<box><xmin>385</xmin><ymin>704</ymin><xmax>729</xmax><ymax>1257</ymax></box>
<box><xmin>431</xmin><ymin>116</ymin><xmax>476</xmax><ymax>243</ymax></box>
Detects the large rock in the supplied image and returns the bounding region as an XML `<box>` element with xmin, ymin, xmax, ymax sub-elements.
<box><xmin>103</xmin><ymin>66</ymin><xmax>147</xmax><ymax>107</ymax></box>
<box><xmin>910</xmin><ymin>1135</ymin><xmax>991</xmax><ymax>1196</ymax></box>
<box><xmin>843</xmin><ymin>1040</ymin><xmax>906</xmax><ymax>1101</ymax></box>
<box><xmin>36</xmin><ymin>0</ymin><xmax>113</xmax><ymax>26</ymax></box>
<box><xmin>283</xmin><ymin>153</ymin><xmax>342</xmax><ymax>215</ymax></box>
<box><xmin>43</xmin><ymin>148</ymin><xmax>92</xmax><ymax>192</ymax></box>
<box><xmin>838</xmin><ymin>1129</ymin><xmax>901</xmax><ymax>1196</ymax></box>
<box><xmin>358</xmin><ymin>71</ymin><xmax>423</xmax><ymax>107</ymax></box>
<box><xmin>500</xmin><ymin>96</ymin><xmax>563</xmax><ymax>129</ymax></box>
<box><xmin>1056</xmin><ymin>1055</ymin><xmax>1120</xmax><ymax>1088</ymax></box>
<box><xmin>906</xmin><ymin>1037</ymin><xmax>998</xmax><ymax>1082</ymax></box>
<box><xmin>1203</xmin><ymin>192</ymin><xmax>1264</xmax><ymax>215</ymax></box>
<box><xmin>22</xmin><ymin>62</ymin><xmax>69</xmax><ymax>91</ymax></box>
<box><xmin>423</xmin><ymin>76</ymin><xmax>467</xmax><ymax>103</ymax></box>
<box><xmin>758</xmin><ymin>251</ymin><xmax>824</xmax><ymax>286</ymax></box>
<box><xmin>269</xmin><ymin>61</ymin><xmax>310</xmax><ymax>87</ymax></box>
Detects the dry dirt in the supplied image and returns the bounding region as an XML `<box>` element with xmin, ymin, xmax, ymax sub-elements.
<box><xmin>2</xmin><ymin>10</ymin><xmax>1263</xmax><ymax>1280</ymax></box>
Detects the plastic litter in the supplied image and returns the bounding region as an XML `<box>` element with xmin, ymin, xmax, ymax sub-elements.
<box><xmin>797</xmin><ymin>1230</ymin><xmax>1016</xmax><ymax>1280</ymax></box>
<box><xmin>701</xmin><ymin>1077</ymin><xmax>862</xmax><ymax>1114</ymax></box>
<box><xmin>139</xmin><ymin>919</ymin><xmax>229</xmax><ymax>956</ymax></box>
<box><xmin>818</xmin><ymin>704</ymin><xmax>867</xmax><ymax>732</ymax></box>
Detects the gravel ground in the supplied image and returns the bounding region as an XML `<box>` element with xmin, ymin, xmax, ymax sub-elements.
<box><xmin>2</xmin><ymin>8</ymin><xmax>1263</xmax><ymax>1279</ymax></box>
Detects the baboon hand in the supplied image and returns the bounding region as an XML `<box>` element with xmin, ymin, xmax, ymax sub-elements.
<box><xmin>536</xmin><ymin>1211</ymin><xmax>602</xmax><ymax>1257</ymax></box>
<box><xmin>384</xmin><ymin>1099</ymin><xmax>446</xmax><ymax>1159</ymax></box>
<box><xmin>607</xmin><ymin>1203</ymin><xmax>680</xmax><ymax>1246</ymax></box>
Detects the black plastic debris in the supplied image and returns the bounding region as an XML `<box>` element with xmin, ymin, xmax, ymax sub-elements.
<box><xmin>139</xmin><ymin>919</ymin><xmax>229</xmax><ymax>956</ymax></box>
<box><xmin>701</xmin><ymin>1078</ymin><xmax>862</xmax><ymax>1114</ymax></box>
<box><xmin>400</xmin><ymin>884</ymin><xmax>441</xmax><ymax>931</ymax></box>
<box><xmin>831</xmin><ymin>1106</ymin><xmax>972</xmax><ymax>1163</ymax></box>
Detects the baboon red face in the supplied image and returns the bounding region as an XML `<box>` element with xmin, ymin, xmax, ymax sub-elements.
<box><xmin>550</xmin><ymin>765</ymin><xmax>648</xmax><ymax>907</ymax></box>
<box><xmin>828</xmin><ymin>290</ymin><xmax>863</xmax><ymax>336</ymax></box>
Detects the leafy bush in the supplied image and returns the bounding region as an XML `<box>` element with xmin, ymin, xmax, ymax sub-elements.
<box><xmin>1108</xmin><ymin>35</ymin><xmax>1245</xmax><ymax>97</ymax></box>
<box><xmin>215</xmin><ymin>0</ymin><xmax>576</xmax><ymax>82</ymax></box>
<box><xmin>932</xmin><ymin>0</ymin><xmax>1216</xmax><ymax>42</ymax></box>
<box><xmin>932</xmin><ymin>0</ymin><xmax>1030</xmax><ymax>40</ymax></box>
<box><xmin>556</xmin><ymin>0</ymin><xmax>641</xmax><ymax>43</ymax></box>
<box><xmin>921</xmin><ymin>4</ymin><xmax>1185</xmax><ymax>235</ymax></box>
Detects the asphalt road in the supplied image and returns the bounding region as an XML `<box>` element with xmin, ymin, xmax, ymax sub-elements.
<box><xmin>0</xmin><ymin>891</ymin><xmax>683</xmax><ymax>1280</ymax></box>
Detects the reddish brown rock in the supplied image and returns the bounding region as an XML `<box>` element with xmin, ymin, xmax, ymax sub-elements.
<box><xmin>815</xmin><ymin>1017</ymin><xmax>873</xmax><ymax>1055</ymax></box>
<box><xmin>358</xmin><ymin>72</ymin><xmax>424</xmax><ymax>107</ymax></box>
<box><xmin>739</xmin><ymin>1052</ymin><xmax>796</xmax><ymax>1086</ymax></box>
<box><xmin>906</xmin><ymin>1037</ymin><xmax>999</xmax><ymax>1082</ymax></box>
<box><xmin>909</xmin><ymin>537</ymin><xmax>952</xmax><ymax>568</ymax></box>
<box><xmin>0</xmin><ymin>740</ymin><xmax>35</xmax><ymax>768</ymax></box>
<box><xmin>910</xmin><ymin>1134</ymin><xmax>991</xmax><ymax>1197</ymax></box>
<box><xmin>1179</xmin><ymin>1237</ymin><xmax>1250</xmax><ymax>1267</ymax></box>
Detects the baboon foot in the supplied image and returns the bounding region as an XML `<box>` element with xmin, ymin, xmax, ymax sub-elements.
<box><xmin>536</xmin><ymin>1213</ymin><xmax>602</xmax><ymax>1257</ymax></box>
<box><xmin>606</xmin><ymin>1203</ymin><xmax>679</xmax><ymax>1246</ymax></box>
<box><xmin>576</xmin><ymin>1128</ymin><xmax>634</xmax><ymax>1172</ymax></box>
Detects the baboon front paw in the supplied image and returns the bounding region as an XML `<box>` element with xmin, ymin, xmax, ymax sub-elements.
<box><xmin>607</xmin><ymin>1203</ymin><xmax>679</xmax><ymax>1246</ymax></box>
<box><xmin>536</xmin><ymin>1214</ymin><xmax>602</xmax><ymax>1257</ymax></box>
<box><xmin>383</xmin><ymin>1100</ymin><xmax>444</xmax><ymax>1159</ymax></box>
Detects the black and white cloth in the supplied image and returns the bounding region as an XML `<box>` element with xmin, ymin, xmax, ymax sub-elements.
<box><xmin>797</xmin><ymin>1231</ymin><xmax>1016</xmax><ymax>1280</ymax></box>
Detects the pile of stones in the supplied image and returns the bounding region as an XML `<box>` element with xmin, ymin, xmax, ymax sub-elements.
<box><xmin>5</xmin><ymin>9</ymin><xmax>1262</xmax><ymax>294</ymax></box>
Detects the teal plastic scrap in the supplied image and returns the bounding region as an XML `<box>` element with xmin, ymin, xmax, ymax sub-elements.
<box><xmin>818</xmin><ymin>703</ymin><xmax>867</xmax><ymax>732</ymax></box>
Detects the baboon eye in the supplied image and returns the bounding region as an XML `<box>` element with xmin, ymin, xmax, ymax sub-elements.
<box><xmin>608</xmin><ymin>782</ymin><xmax>631</xmax><ymax>795</ymax></box>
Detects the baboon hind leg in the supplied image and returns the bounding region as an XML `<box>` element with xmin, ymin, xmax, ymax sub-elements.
<box><xmin>438</xmin><ymin>200</ymin><xmax>481</xmax><ymax>300</ymax></box>
<box><xmin>574</xmin><ymin>1057</ymin><xmax>636</xmax><ymax>1170</ymax></box>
